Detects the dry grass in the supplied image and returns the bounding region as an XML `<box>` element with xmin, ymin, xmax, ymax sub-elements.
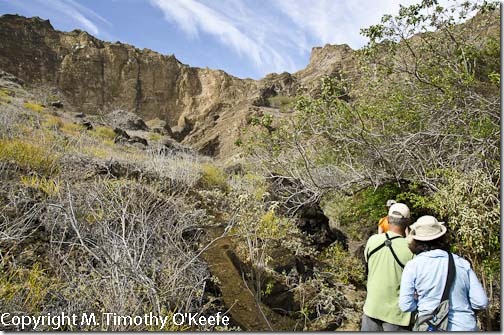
<box><xmin>23</xmin><ymin>101</ymin><xmax>45</xmax><ymax>113</ymax></box>
<box><xmin>20</xmin><ymin>175</ymin><xmax>61</xmax><ymax>196</ymax></box>
<box><xmin>0</xmin><ymin>138</ymin><xmax>59</xmax><ymax>175</ymax></box>
<box><xmin>0</xmin><ymin>263</ymin><xmax>61</xmax><ymax>314</ymax></box>
<box><xmin>0</xmin><ymin>88</ymin><xmax>12</xmax><ymax>104</ymax></box>
<box><xmin>148</xmin><ymin>132</ymin><xmax>163</xmax><ymax>141</ymax></box>
<box><xmin>89</xmin><ymin>125</ymin><xmax>116</xmax><ymax>142</ymax></box>
<box><xmin>199</xmin><ymin>163</ymin><xmax>229</xmax><ymax>192</ymax></box>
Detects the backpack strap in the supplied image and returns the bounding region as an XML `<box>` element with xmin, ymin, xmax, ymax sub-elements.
<box><xmin>425</xmin><ymin>252</ymin><xmax>456</xmax><ymax>331</ymax></box>
<box><xmin>366</xmin><ymin>233</ymin><xmax>405</xmax><ymax>275</ymax></box>
<box><xmin>386</xmin><ymin>232</ymin><xmax>406</xmax><ymax>269</ymax></box>
<box><xmin>441</xmin><ymin>252</ymin><xmax>456</xmax><ymax>302</ymax></box>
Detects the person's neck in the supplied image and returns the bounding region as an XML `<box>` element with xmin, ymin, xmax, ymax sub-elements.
<box><xmin>388</xmin><ymin>225</ymin><xmax>406</xmax><ymax>237</ymax></box>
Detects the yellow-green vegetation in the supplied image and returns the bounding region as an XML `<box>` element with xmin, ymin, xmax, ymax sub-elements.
<box><xmin>199</xmin><ymin>163</ymin><xmax>228</xmax><ymax>192</ymax></box>
<box><xmin>82</xmin><ymin>146</ymin><xmax>110</xmax><ymax>158</ymax></box>
<box><xmin>0</xmin><ymin>263</ymin><xmax>61</xmax><ymax>313</ymax></box>
<box><xmin>397</xmin><ymin>168</ymin><xmax>500</xmax><ymax>327</ymax></box>
<box><xmin>43</xmin><ymin>115</ymin><xmax>84</xmax><ymax>136</ymax></box>
<box><xmin>20</xmin><ymin>175</ymin><xmax>61</xmax><ymax>196</ymax></box>
<box><xmin>267</xmin><ymin>95</ymin><xmax>295</xmax><ymax>112</ymax></box>
<box><xmin>90</xmin><ymin>125</ymin><xmax>116</xmax><ymax>143</ymax></box>
<box><xmin>242</xmin><ymin>173</ymin><xmax>269</xmax><ymax>200</ymax></box>
<box><xmin>258</xmin><ymin>208</ymin><xmax>293</xmax><ymax>240</ymax></box>
<box><xmin>321</xmin><ymin>244</ymin><xmax>365</xmax><ymax>286</ymax></box>
<box><xmin>148</xmin><ymin>132</ymin><xmax>163</xmax><ymax>141</ymax></box>
<box><xmin>23</xmin><ymin>101</ymin><xmax>45</xmax><ymax>113</ymax></box>
<box><xmin>0</xmin><ymin>88</ymin><xmax>12</xmax><ymax>104</ymax></box>
<box><xmin>60</xmin><ymin>122</ymin><xmax>85</xmax><ymax>136</ymax></box>
<box><xmin>42</xmin><ymin>115</ymin><xmax>64</xmax><ymax>130</ymax></box>
<box><xmin>245</xmin><ymin>1</ymin><xmax>500</xmax><ymax>329</ymax></box>
<box><xmin>0</xmin><ymin>138</ymin><xmax>59</xmax><ymax>175</ymax></box>
<box><xmin>322</xmin><ymin>184</ymin><xmax>402</xmax><ymax>241</ymax></box>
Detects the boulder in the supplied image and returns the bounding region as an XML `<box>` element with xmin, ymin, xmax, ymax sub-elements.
<box><xmin>130</xmin><ymin>135</ymin><xmax>148</xmax><ymax>146</ymax></box>
<box><xmin>268</xmin><ymin>175</ymin><xmax>348</xmax><ymax>250</ymax></box>
<box><xmin>106</xmin><ymin>110</ymin><xmax>149</xmax><ymax>131</ymax></box>
<box><xmin>113</xmin><ymin>127</ymin><xmax>147</xmax><ymax>146</ymax></box>
<box><xmin>79</xmin><ymin>120</ymin><xmax>93</xmax><ymax>130</ymax></box>
<box><xmin>96</xmin><ymin>160</ymin><xmax>141</xmax><ymax>179</ymax></box>
<box><xmin>297</xmin><ymin>204</ymin><xmax>348</xmax><ymax>250</ymax></box>
<box><xmin>50</xmin><ymin>100</ymin><xmax>63</xmax><ymax>108</ymax></box>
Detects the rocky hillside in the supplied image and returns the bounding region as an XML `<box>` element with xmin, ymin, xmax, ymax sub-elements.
<box><xmin>0</xmin><ymin>14</ymin><xmax>357</xmax><ymax>159</ymax></box>
<box><xmin>0</xmin><ymin>69</ymin><xmax>362</xmax><ymax>330</ymax></box>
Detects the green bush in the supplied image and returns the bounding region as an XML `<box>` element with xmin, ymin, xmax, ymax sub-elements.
<box><xmin>267</xmin><ymin>95</ymin><xmax>295</xmax><ymax>112</ymax></box>
<box><xmin>321</xmin><ymin>243</ymin><xmax>365</xmax><ymax>286</ymax></box>
<box><xmin>322</xmin><ymin>183</ymin><xmax>403</xmax><ymax>240</ymax></box>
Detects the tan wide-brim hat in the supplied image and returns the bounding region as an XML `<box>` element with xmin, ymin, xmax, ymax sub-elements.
<box><xmin>408</xmin><ymin>215</ymin><xmax>447</xmax><ymax>241</ymax></box>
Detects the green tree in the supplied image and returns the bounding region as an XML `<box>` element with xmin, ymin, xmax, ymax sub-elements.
<box><xmin>246</xmin><ymin>0</ymin><xmax>500</xmax><ymax>329</ymax></box>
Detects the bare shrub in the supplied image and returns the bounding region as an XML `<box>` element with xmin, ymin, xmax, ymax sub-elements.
<box><xmin>41</xmin><ymin>180</ymin><xmax>209</xmax><ymax>330</ymax></box>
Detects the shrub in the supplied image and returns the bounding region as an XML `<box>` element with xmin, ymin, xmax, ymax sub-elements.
<box><xmin>322</xmin><ymin>183</ymin><xmax>403</xmax><ymax>240</ymax></box>
<box><xmin>424</xmin><ymin>169</ymin><xmax>499</xmax><ymax>329</ymax></box>
<box><xmin>61</xmin><ymin>122</ymin><xmax>85</xmax><ymax>136</ymax></box>
<box><xmin>0</xmin><ymin>88</ymin><xmax>12</xmax><ymax>104</ymax></box>
<box><xmin>199</xmin><ymin>163</ymin><xmax>229</xmax><ymax>192</ymax></box>
<box><xmin>23</xmin><ymin>101</ymin><xmax>45</xmax><ymax>113</ymax></box>
<box><xmin>267</xmin><ymin>95</ymin><xmax>295</xmax><ymax>112</ymax></box>
<box><xmin>90</xmin><ymin>125</ymin><xmax>116</xmax><ymax>142</ymax></box>
<box><xmin>20</xmin><ymin>175</ymin><xmax>61</xmax><ymax>196</ymax></box>
<box><xmin>42</xmin><ymin>115</ymin><xmax>64</xmax><ymax>130</ymax></box>
<box><xmin>148</xmin><ymin>132</ymin><xmax>163</xmax><ymax>141</ymax></box>
<box><xmin>82</xmin><ymin>146</ymin><xmax>110</xmax><ymax>158</ymax></box>
<box><xmin>0</xmin><ymin>263</ymin><xmax>61</xmax><ymax>313</ymax></box>
<box><xmin>0</xmin><ymin>138</ymin><xmax>59</xmax><ymax>175</ymax></box>
<box><xmin>320</xmin><ymin>244</ymin><xmax>365</xmax><ymax>286</ymax></box>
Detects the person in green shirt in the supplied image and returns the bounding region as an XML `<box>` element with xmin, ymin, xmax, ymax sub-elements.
<box><xmin>361</xmin><ymin>203</ymin><xmax>414</xmax><ymax>331</ymax></box>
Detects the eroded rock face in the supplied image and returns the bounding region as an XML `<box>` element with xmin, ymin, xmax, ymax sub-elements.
<box><xmin>0</xmin><ymin>14</ymin><xmax>358</xmax><ymax>158</ymax></box>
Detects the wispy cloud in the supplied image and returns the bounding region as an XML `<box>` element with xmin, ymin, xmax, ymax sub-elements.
<box><xmin>150</xmin><ymin>0</ymin><xmax>298</xmax><ymax>75</ymax></box>
<box><xmin>272</xmin><ymin>0</ymin><xmax>420</xmax><ymax>48</ymax></box>
<box><xmin>9</xmin><ymin>0</ymin><xmax>111</xmax><ymax>36</ymax></box>
<box><xmin>150</xmin><ymin>0</ymin><xmax>423</xmax><ymax>76</ymax></box>
<box><xmin>43</xmin><ymin>0</ymin><xmax>111</xmax><ymax>35</ymax></box>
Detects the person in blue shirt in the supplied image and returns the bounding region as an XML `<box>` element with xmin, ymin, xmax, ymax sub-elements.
<box><xmin>399</xmin><ymin>215</ymin><xmax>488</xmax><ymax>331</ymax></box>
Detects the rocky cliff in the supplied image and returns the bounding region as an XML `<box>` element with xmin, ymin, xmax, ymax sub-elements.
<box><xmin>0</xmin><ymin>14</ymin><xmax>357</xmax><ymax>158</ymax></box>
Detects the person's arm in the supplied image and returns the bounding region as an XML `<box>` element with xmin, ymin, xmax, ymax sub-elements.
<box><xmin>399</xmin><ymin>262</ymin><xmax>417</xmax><ymax>312</ymax></box>
<box><xmin>468</xmin><ymin>268</ymin><xmax>489</xmax><ymax>310</ymax></box>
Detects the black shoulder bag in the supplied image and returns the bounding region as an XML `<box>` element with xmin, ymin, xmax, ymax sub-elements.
<box><xmin>413</xmin><ymin>252</ymin><xmax>456</xmax><ymax>331</ymax></box>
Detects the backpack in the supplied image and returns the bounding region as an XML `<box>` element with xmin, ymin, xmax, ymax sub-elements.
<box><xmin>412</xmin><ymin>251</ymin><xmax>456</xmax><ymax>331</ymax></box>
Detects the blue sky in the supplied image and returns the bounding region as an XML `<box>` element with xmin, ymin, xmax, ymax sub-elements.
<box><xmin>0</xmin><ymin>0</ymin><xmax>422</xmax><ymax>79</ymax></box>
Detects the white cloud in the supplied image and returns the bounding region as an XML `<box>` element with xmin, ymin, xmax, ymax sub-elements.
<box><xmin>30</xmin><ymin>0</ymin><xmax>111</xmax><ymax>36</ymax></box>
<box><xmin>272</xmin><ymin>0</ymin><xmax>421</xmax><ymax>48</ymax></box>
<box><xmin>151</xmin><ymin>0</ymin><xmax>455</xmax><ymax>76</ymax></box>
<box><xmin>150</xmin><ymin>0</ymin><xmax>298</xmax><ymax>75</ymax></box>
